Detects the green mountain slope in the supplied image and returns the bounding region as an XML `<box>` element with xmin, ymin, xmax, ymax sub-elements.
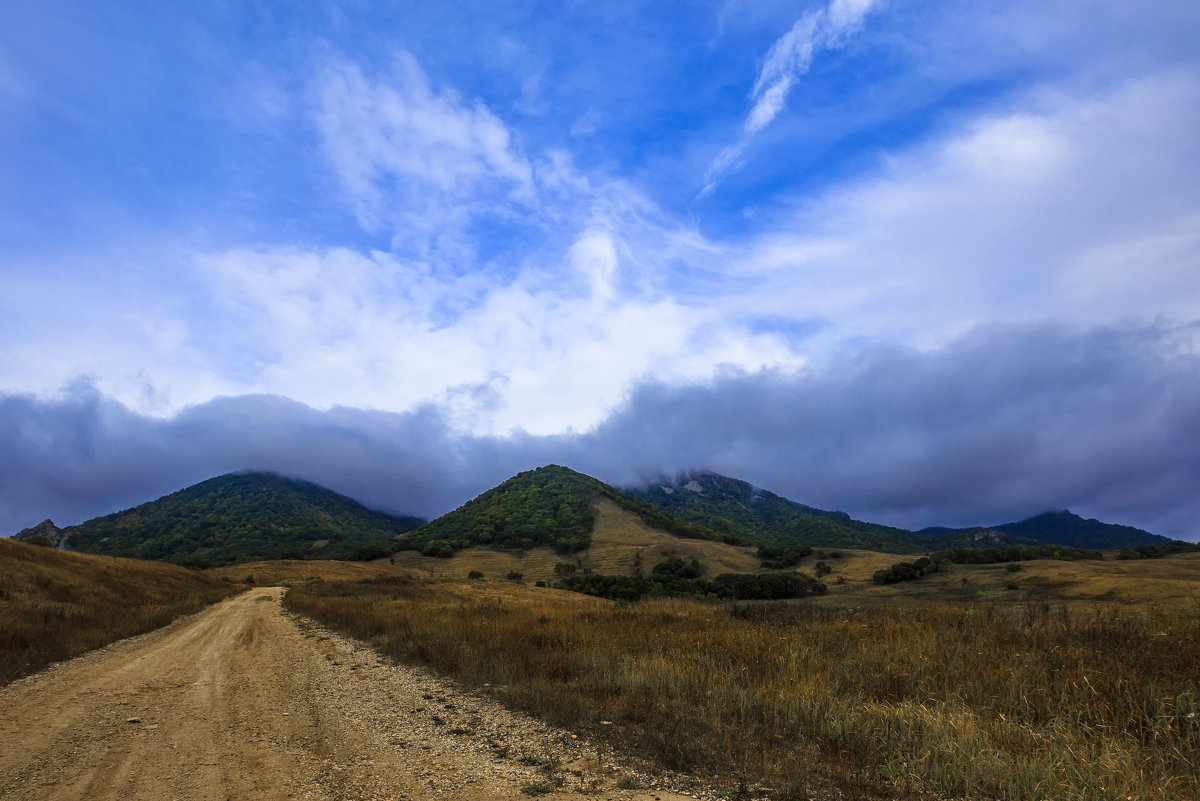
<box><xmin>625</xmin><ymin>471</ymin><xmax>918</xmax><ymax>552</ymax></box>
<box><xmin>394</xmin><ymin>465</ymin><xmax>725</xmax><ymax>556</ymax></box>
<box><xmin>66</xmin><ymin>471</ymin><xmax>423</xmax><ymax>565</ymax></box>
<box><xmin>906</xmin><ymin>526</ymin><xmax>1042</xmax><ymax>551</ymax></box>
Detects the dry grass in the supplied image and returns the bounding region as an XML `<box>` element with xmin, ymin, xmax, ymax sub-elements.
<box><xmin>288</xmin><ymin>564</ymin><xmax>1200</xmax><ymax>800</ymax></box>
<box><xmin>387</xmin><ymin>497</ymin><xmax>1200</xmax><ymax>612</ymax></box>
<box><xmin>815</xmin><ymin>551</ymin><xmax>1200</xmax><ymax>608</ymax></box>
<box><xmin>208</xmin><ymin>557</ymin><xmax>415</xmax><ymax>586</ymax></box>
<box><xmin>0</xmin><ymin>538</ymin><xmax>238</xmax><ymax>685</ymax></box>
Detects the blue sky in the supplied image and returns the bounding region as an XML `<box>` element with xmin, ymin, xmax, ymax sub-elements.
<box><xmin>2</xmin><ymin>1</ymin><xmax>1199</xmax><ymax>539</ymax></box>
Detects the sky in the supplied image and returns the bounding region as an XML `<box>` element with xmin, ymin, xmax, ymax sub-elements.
<box><xmin>2</xmin><ymin>1</ymin><xmax>1199</xmax><ymax>540</ymax></box>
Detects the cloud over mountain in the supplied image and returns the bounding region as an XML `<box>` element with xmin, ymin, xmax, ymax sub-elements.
<box><xmin>3</xmin><ymin>321</ymin><xmax>1196</xmax><ymax>541</ymax></box>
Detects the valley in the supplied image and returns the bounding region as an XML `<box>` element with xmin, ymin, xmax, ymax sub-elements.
<box><xmin>3</xmin><ymin>465</ymin><xmax>1198</xmax><ymax>800</ymax></box>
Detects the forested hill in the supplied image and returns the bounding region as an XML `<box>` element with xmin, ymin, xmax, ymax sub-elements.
<box><xmin>625</xmin><ymin>471</ymin><xmax>918</xmax><ymax>552</ymax></box>
<box><xmin>65</xmin><ymin>471</ymin><xmax>423</xmax><ymax>565</ymax></box>
<box><xmin>979</xmin><ymin>510</ymin><xmax>1169</xmax><ymax>549</ymax></box>
<box><xmin>393</xmin><ymin>465</ymin><xmax>724</xmax><ymax>556</ymax></box>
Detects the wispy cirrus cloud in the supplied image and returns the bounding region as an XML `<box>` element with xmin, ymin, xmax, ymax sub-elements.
<box><xmin>702</xmin><ymin>0</ymin><xmax>883</xmax><ymax>197</ymax></box>
<box><xmin>312</xmin><ymin>52</ymin><xmax>535</xmax><ymax>255</ymax></box>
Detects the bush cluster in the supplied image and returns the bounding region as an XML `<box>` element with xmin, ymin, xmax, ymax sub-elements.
<box><xmin>756</xmin><ymin>544</ymin><xmax>812</xmax><ymax>569</ymax></box>
<box><xmin>561</xmin><ymin>567</ymin><xmax>826</xmax><ymax>601</ymax></box>
<box><xmin>933</xmin><ymin>544</ymin><xmax>1103</xmax><ymax>564</ymax></box>
<box><xmin>873</xmin><ymin>556</ymin><xmax>941</xmax><ymax>585</ymax></box>
<box><xmin>1117</xmin><ymin>541</ymin><xmax>1200</xmax><ymax>559</ymax></box>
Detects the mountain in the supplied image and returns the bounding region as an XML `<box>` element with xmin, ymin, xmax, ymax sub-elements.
<box><xmin>907</xmin><ymin>526</ymin><xmax>1043</xmax><ymax>551</ymax></box>
<box><xmin>918</xmin><ymin>510</ymin><xmax>1172</xmax><ymax>550</ymax></box>
<box><xmin>628</xmin><ymin>472</ymin><xmax>1179</xmax><ymax>552</ymax></box>
<box><xmin>63</xmin><ymin>471</ymin><xmax>423</xmax><ymax>565</ymax></box>
<box><xmin>990</xmin><ymin>510</ymin><xmax>1170</xmax><ymax>549</ymax></box>
<box><xmin>394</xmin><ymin>465</ymin><xmax>724</xmax><ymax>556</ymax></box>
<box><xmin>625</xmin><ymin>470</ymin><xmax>918</xmax><ymax>552</ymax></box>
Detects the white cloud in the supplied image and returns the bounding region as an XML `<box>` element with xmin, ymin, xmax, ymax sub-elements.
<box><xmin>744</xmin><ymin>74</ymin><xmax>794</xmax><ymax>135</ymax></box>
<box><xmin>751</xmin><ymin>12</ymin><xmax>819</xmax><ymax>102</ymax></box>
<box><xmin>193</xmin><ymin>237</ymin><xmax>800</xmax><ymax>436</ymax></box>
<box><xmin>7</xmin><ymin>69</ymin><xmax>1194</xmax><ymax>437</ymax></box>
<box><xmin>704</xmin><ymin>0</ymin><xmax>883</xmax><ymax>195</ymax></box>
<box><xmin>825</xmin><ymin>0</ymin><xmax>881</xmax><ymax>41</ymax></box>
<box><xmin>312</xmin><ymin>52</ymin><xmax>534</xmax><ymax>240</ymax></box>
<box><xmin>729</xmin><ymin>69</ymin><xmax>1200</xmax><ymax>346</ymax></box>
<box><xmin>568</xmin><ymin>230</ymin><xmax>620</xmax><ymax>301</ymax></box>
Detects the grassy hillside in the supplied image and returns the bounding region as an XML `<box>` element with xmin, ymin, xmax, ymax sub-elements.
<box><xmin>392</xmin><ymin>497</ymin><xmax>762</xmax><ymax>583</ymax></box>
<box><xmin>0</xmin><ymin>538</ymin><xmax>238</xmax><ymax>685</ymax></box>
<box><xmin>389</xmin><ymin>496</ymin><xmax>1200</xmax><ymax>608</ymax></box>
<box><xmin>626</xmin><ymin>470</ymin><xmax>917</xmax><ymax>551</ymax></box>
<box><xmin>287</xmin><ymin>553</ymin><xmax>1200</xmax><ymax>800</ymax></box>
<box><xmin>394</xmin><ymin>465</ymin><xmax>724</xmax><ymax>557</ymax></box>
<box><xmin>66</xmin><ymin>471</ymin><xmax>423</xmax><ymax>565</ymax></box>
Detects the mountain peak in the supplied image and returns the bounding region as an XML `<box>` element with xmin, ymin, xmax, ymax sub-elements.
<box><xmin>395</xmin><ymin>465</ymin><xmax>724</xmax><ymax>556</ymax></box>
<box><xmin>12</xmin><ymin>519</ymin><xmax>70</xmax><ymax>549</ymax></box>
<box><xmin>63</xmin><ymin>471</ymin><xmax>423</xmax><ymax>565</ymax></box>
<box><xmin>993</xmin><ymin>509</ymin><xmax>1168</xmax><ymax>548</ymax></box>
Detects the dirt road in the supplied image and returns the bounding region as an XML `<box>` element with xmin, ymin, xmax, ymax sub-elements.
<box><xmin>0</xmin><ymin>588</ymin><xmax>708</xmax><ymax>801</ymax></box>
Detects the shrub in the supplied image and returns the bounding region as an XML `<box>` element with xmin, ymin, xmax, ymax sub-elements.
<box><xmin>422</xmin><ymin>540</ymin><xmax>456</xmax><ymax>558</ymax></box>
<box><xmin>651</xmin><ymin>556</ymin><xmax>701</xmax><ymax>579</ymax></box>
<box><xmin>873</xmin><ymin>557</ymin><xmax>940</xmax><ymax>585</ymax></box>
<box><xmin>506</xmin><ymin>571</ymin><xmax>524</xmax><ymax>582</ymax></box>
<box><xmin>348</xmin><ymin>542</ymin><xmax>392</xmax><ymax>561</ymax></box>
<box><xmin>468</xmin><ymin>570</ymin><xmax>485</xmax><ymax>580</ymax></box>
<box><xmin>756</xmin><ymin>545</ymin><xmax>812</xmax><ymax>569</ymax></box>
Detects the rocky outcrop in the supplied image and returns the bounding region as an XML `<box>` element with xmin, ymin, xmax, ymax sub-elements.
<box><xmin>12</xmin><ymin>519</ymin><xmax>72</xmax><ymax>549</ymax></box>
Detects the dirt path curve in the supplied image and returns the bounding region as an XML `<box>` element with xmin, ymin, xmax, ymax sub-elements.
<box><xmin>0</xmin><ymin>588</ymin><xmax>713</xmax><ymax>801</ymax></box>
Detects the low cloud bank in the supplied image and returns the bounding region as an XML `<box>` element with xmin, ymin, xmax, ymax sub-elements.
<box><xmin>3</xmin><ymin>321</ymin><xmax>1197</xmax><ymax>541</ymax></box>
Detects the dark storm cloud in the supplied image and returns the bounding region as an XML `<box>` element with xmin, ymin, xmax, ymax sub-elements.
<box><xmin>578</xmin><ymin>320</ymin><xmax>1200</xmax><ymax>539</ymax></box>
<box><xmin>3</xmin><ymin>321</ymin><xmax>1198</xmax><ymax>541</ymax></box>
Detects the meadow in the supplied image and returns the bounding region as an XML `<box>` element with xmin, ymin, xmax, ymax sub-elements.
<box><xmin>0</xmin><ymin>538</ymin><xmax>238</xmax><ymax>685</ymax></box>
<box><xmin>287</xmin><ymin>569</ymin><xmax>1200</xmax><ymax>800</ymax></box>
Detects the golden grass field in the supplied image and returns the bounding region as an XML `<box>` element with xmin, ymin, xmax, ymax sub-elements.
<box><xmin>280</xmin><ymin>503</ymin><xmax>1200</xmax><ymax>800</ymax></box>
<box><xmin>0</xmin><ymin>537</ymin><xmax>238</xmax><ymax>685</ymax></box>
<box><xmin>288</xmin><ymin>561</ymin><xmax>1200</xmax><ymax>801</ymax></box>
<box><xmin>9</xmin><ymin>500</ymin><xmax>1199</xmax><ymax>799</ymax></box>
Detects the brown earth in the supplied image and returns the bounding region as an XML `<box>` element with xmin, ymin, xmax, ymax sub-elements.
<box><xmin>0</xmin><ymin>587</ymin><xmax>720</xmax><ymax>801</ymax></box>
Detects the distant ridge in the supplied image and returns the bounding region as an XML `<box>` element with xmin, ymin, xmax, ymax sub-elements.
<box><xmin>12</xmin><ymin>467</ymin><xmax>1178</xmax><ymax>566</ymax></box>
<box><xmin>986</xmin><ymin>510</ymin><xmax>1168</xmax><ymax>549</ymax></box>
<box><xmin>62</xmin><ymin>471</ymin><xmax>423</xmax><ymax>565</ymax></box>
<box><xmin>629</xmin><ymin>470</ymin><xmax>1177</xmax><ymax>552</ymax></box>
<box><xmin>625</xmin><ymin>470</ymin><xmax>917</xmax><ymax>552</ymax></box>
